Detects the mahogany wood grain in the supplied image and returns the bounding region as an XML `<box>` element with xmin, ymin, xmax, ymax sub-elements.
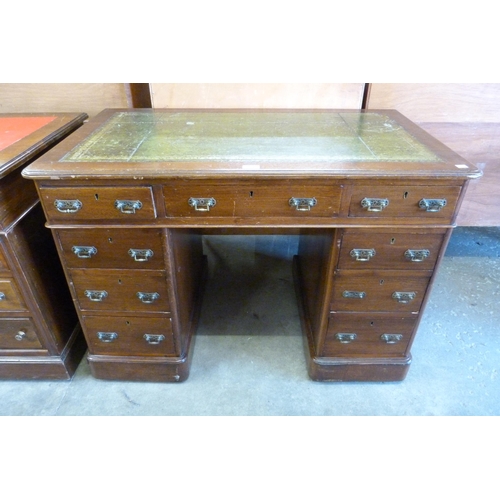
<box><xmin>82</xmin><ymin>315</ymin><xmax>176</xmax><ymax>357</ymax></box>
<box><xmin>321</xmin><ymin>313</ymin><xmax>416</xmax><ymax>358</ymax></box>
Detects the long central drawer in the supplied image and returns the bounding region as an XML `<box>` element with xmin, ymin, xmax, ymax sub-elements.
<box><xmin>163</xmin><ymin>179</ymin><xmax>342</xmax><ymax>218</ymax></box>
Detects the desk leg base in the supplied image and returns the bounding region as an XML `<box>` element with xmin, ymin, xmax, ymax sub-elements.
<box><xmin>0</xmin><ymin>323</ymin><xmax>86</xmax><ymax>380</ymax></box>
<box><xmin>87</xmin><ymin>350</ymin><xmax>194</xmax><ymax>383</ymax></box>
<box><xmin>305</xmin><ymin>355</ymin><xmax>411</xmax><ymax>382</ymax></box>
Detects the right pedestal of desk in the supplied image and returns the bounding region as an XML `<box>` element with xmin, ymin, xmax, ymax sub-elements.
<box><xmin>295</xmin><ymin>182</ymin><xmax>460</xmax><ymax>382</ymax></box>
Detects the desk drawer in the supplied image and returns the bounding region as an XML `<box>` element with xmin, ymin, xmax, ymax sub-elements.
<box><xmin>321</xmin><ymin>313</ymin><xmax>415</xmax><ymax>357</ymax></box>
<box><xmin>0</xmin><ymin>247</ymin><xmax>8</xmax><ymax>273</ymax></box>
<box><xmin>348</xmin><ymin>184</ymin><xmax>461</xmax><ymax>221</ymax></box>
<box><xmin>0</xmin><ymin>318</ymin><xmax>43</xmax><ymax>349</ymax></box>
<box><xmin>331</xmin><ymin>273</ymin><xmax>430</xmax><ymax>313</ymax></box>
<box><xmin>337</xmin><ymin>229</ymin><xmax>446</xmax><ymax>271</ymax></box>
<box><xmin>82</xmin><ymin>315</ymin><xmax>176</xmax><ymax>356</ymax></box>
<box><xmin>39</xmin><ymin>186</ymin><xmax>156</xmax><ymax>221</ymax></box>
<box><xmin>56</xmin><ymin>228</ymin><xmax>164</xmax><ymax>270</ymax></box>
<box><xmin>0</xmin><ymin>279</ymin><xmax>27</xmax><ymax>312</ymax></box>
<box><xmin>70</xmin><ymin>269</ymin><xmax>170</xmax><ymax>313</ymax></box>
<box><xmin>163</xmin><ymin>180</ymin><xmax>342</xmax><ymax>218</ymax></box>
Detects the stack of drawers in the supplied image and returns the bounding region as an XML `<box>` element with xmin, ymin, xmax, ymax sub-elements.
<box><xmin>322</xmin><ymin>227</ymin><xmax>449</xmax><ymax>376</ymax></box>
<box><xmin>300</xmin><ymin>181</ymin><xmax>462</xmax><ymax>381</ymax></box>
<box><xmin>38</xmin><ymin>184</ymin><xmax>204</xmax><ymax>382</ymax></box>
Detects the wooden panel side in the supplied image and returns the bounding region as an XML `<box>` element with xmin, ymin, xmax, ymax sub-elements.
<box><xmin>150</xmin><ymin>83</ymin><xmax>365</xmax><ymax>109</ymax></box>
<box><xmin>0</xmin><ymin>84</ymin><xmax>137</xmax><ymax>118</ymax></box>
<box><xmin>6</xmin><ymin>204</ymin><xmax>79</xmax><ymax>353</ymax></box>
<box><xmin>418</xmin><ymin>122</ymin><xmax>500</xmax><ymax>226</ymax></box>
<box><xmin>366</xmin><ymin>83</ymin><xmax>500</xmax><ymax>122</ymax></box>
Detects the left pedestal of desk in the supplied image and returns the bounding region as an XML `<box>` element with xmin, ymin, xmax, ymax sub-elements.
<box><xmin>0</xmin><ymin>113</ymin><xmax>88</xmax><ymax>379</ymax></box>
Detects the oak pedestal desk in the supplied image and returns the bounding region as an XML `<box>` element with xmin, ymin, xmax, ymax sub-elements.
<box><xmin>0</xmin><ymin>113</ymin><xmax>87</xmax><ymax>379</ymax></box>
<box><xmin>22</xmin><ymin>109</ymin><xmax>481</xmax><ymax>382</ymax></box>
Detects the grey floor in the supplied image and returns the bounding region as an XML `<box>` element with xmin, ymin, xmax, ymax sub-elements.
<box><xmin>1</xmin><ymin>227</ymin><xmax>499</xmax><ymax>416</ymax></box>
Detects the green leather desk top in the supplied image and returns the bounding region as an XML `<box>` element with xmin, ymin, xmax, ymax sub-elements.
<box><xmin>62</xmin><ymin>111</ymin><xmax>442</xmax><ymax>163</ymax></box>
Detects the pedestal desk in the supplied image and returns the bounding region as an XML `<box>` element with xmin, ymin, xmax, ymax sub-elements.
<box><xmin>22</xmin><ymin>109</ymin><xmax>481</xmax><ymax>382</ymax></box>
<box><xmin>0</xmin><ymin>112</ymin><xmax>88</xmax><ymax>379</ymax></box>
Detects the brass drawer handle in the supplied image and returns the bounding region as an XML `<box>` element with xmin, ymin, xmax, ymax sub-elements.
<box><xmin>361</xmin><ymin>198</ymin><xmax>389</xmax><ymax>212</ymax></box>
<box><xmin>84</xmin><ymin>290</ymin><xmax>108</xmax><ymax>302</ymax></box>
<box><xmin>114</xmin><ymin>199</ymin><xmax>143</xmax><ymax>214</ymax></box>
<box><xmin>0</xmin><ymin>292</ymin><xmax>5</xmax><ymax>301</ymax></box>
<box><xmin>419</xmin><ymin>198</ymin><xmax>447</xmax><ymax>212</ymax></box>
<box><xmin>15</xmin><ymin>330</ymin><xmax>26</xmax><ymax>341</ymax></box>
<box><xmin>54</xmin><ymin>199</ymin><xmax>82</xmax><ymax>213</ymax></box>
<box><xmin>350</xmin><ymin>248</ymin><xmax>376</xmax><ymax>261</ymax></box>
<box><xmin>72</xmin><ymin>246</ymin><xmax>97</xmax><ymax>259</ymax></box>
<box><xmin>404</xmin><ymin>249</ymin><xmax>430</xmax><ymax>262</ymax></box>
<box><xmin>136</xmin><ymin>291</ymin><xmax>160</xmax><ymax>304</ymax></box>
<box><xmin>392</xmin><ymin>291</ymin><xmax>416</xmax><ymax>304</ymax></box>
<box><xmin>342</xmin><ymin>290</ymin><xmax>366</xmax><ymax>299</ymax></box>
<box><xmin>335</xmin><ymin>333</ymin><xmax>357</xmax><ymax>343</ymax></box>
<box><xmin>128</xmin><ymin>249</ymin><xmax>154</xmax><ymax>262</ymax></box>
<box><xmin>97</xmin><ymin>332</ymin><xmax>118</xmax><ymax>342</ymax></box>
<box><xmin>144</xmin><ymin>334</ymin><xmax>165</xmax><ymax>345</ymax></box>
<box><xmin>289</xmin><ymin>197</ymin><xmax>317</xmax><ymax>211</ymax></box>
<box><xmin>188</xmin><ymin>197</ymin><xmax>216</xmax><ymax>211</ymax></box>
<box><xmin>381</xmin><ymin>334</ymin><xmax>403</xmax><ymax>344</ymax></box>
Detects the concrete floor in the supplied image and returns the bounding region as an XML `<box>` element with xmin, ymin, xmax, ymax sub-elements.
<box><xmin>1</xmin><ymin>227</ymin><xmax>499</xmax><ymax>416</ymax></box>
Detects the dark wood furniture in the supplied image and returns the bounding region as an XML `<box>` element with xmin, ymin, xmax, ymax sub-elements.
<box><xmin>22</xmin><ymin>109</ymin><xmax>481</xmax><ymax>382</ymax></box>
<box><xmin>0</xmin><ymin>113</ymin><xmax>88</xmax><ymax>379</ymax></box>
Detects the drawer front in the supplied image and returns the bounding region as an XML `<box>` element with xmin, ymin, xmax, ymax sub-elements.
<box><xmin>0</xmin><ymin>279</ymin><xmax>27</xmax><ymax>312</ymax></box>
<box><xmin>163</xmin><ymin>180</ymin><xmax>342</xmax><ymax>218</ymax></box>
<box><xmin>337</xmin><ymin>229</ymin><xmax>446</xmax><ymax>271</ymax></box>
<box><xmin>56</xmin><ymin>228</ymin><xmax>164</xmax><ymax>270</ymax></box>
<box><xmin>0</xmin><ymin>246</ymin><xmax>8</xmax><ymax>273</ymax></box>
<box><xmin>70</xmin><ymin>269</ymin><xmax>170</xmax><ymax>313</ymax></box>
<box><xmin>331</xmin><ymin>273</ymin><xmax>430</xmax><ymax>313</ymax></box>
<box><xmin>82</xmin><ymin>315</ymin><xmax>176</xmax><ymax>356</ymax></box>
<box><xmin>39</xmin><ymin>186</ymin><xmax>156</xmax><ymax>221</ymax></box>
<box><xmin>0</xmin><ymin>318</ymin><xmax>43</xmax><ymax>349</ymax></box>
<box><xmin>321</xmin><ymin>313</ymin><xmax>415</xmax><ymax>357</ymax></box>
<box><xmin>348</xmin><ymin>184</ymin><xmax>461</xmax><ymax>221</ymax></box>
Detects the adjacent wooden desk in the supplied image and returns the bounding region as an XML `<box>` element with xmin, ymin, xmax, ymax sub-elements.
<box><xmin>22</xmin><ymin>109</ymin><xmax>481</xmax><ymax>382</ymax></box>
<box><xmin>0</xmin><ymin>113</ymin><xmax>87</xmax><ymax>379</ymax></box>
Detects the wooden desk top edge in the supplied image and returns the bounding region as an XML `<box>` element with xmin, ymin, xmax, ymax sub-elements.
<box><xmin>21</xmin><ymin>109</ymin><xmax>482</xmax><ymax>181</ymax></box>
<box><xmin>0</xmin><ymin>112</ymin><xmax>88</xmax><ymax>179</ymax></box>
